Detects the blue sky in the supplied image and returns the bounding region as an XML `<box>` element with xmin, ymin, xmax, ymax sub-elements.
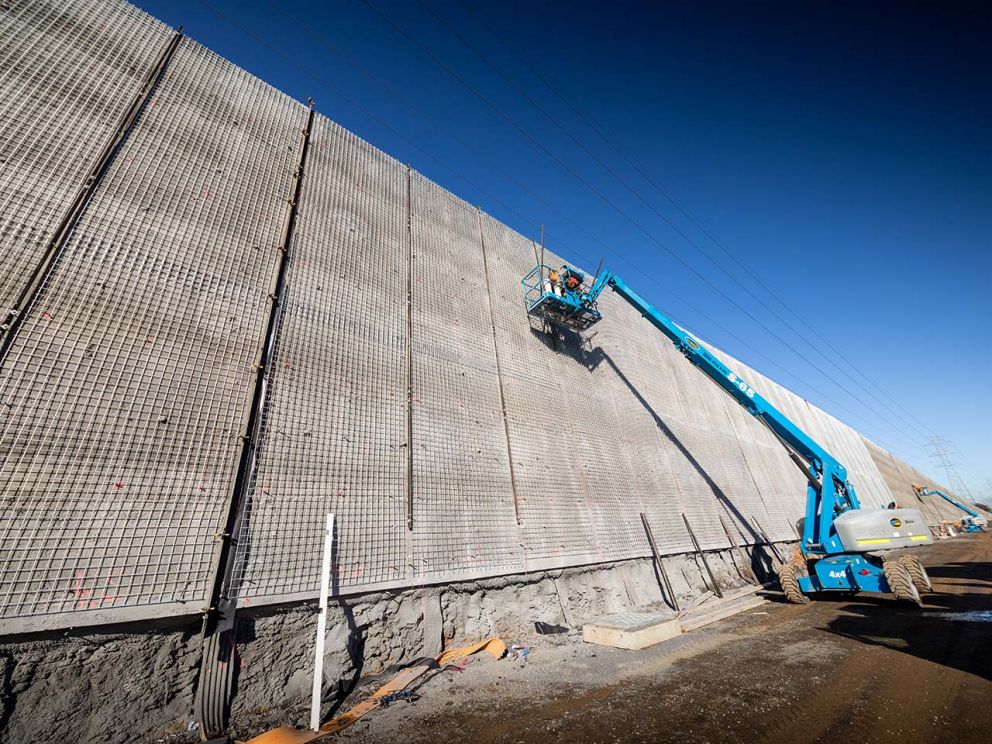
<box><xmin>132</xmin><ymin>0</ymin><xmax>991</xmax><ymax>499</ymax></box>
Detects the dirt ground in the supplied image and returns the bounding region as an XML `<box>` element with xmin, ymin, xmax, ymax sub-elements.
<box><xmin>326</xmin><ymin>533</ymin><xmax>991</xmax><ymax>744</ymax></box>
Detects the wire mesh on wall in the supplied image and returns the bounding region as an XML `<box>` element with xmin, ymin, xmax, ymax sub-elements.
<box><xmin>1</xmin><ymin>0</ymin><xmax>966</xmax><ymax>633</ymax></box>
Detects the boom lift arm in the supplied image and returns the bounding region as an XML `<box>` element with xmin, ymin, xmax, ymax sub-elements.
<box><xmin>913</xmin><ymin>484</ymin><xmax>986</xmax><ymax>530</ymax></box>
<box><xmin>522</xmin><ymin>263</ymin><xmax>933</xmax><ymax>603</ymax></box>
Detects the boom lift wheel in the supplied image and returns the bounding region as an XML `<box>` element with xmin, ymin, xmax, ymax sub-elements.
<box><xmin>883</xmin><ymin>558</ymin><xmax>922</xmax><ymax>606</ymax></box>
<box><xmin>777</xmin><ymin>564</ymin><xmax>809</xmax><ymax>604</ymax></box>
<box><xmin>898</xmin><ymin>554</ymin><xmax>933</xmax><ymax>593</ymax></box>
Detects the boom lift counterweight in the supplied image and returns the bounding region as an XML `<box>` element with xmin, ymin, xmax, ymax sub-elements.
<box><xmin>522</xmin><ymin>263</ymin><xmax>933</xmax><ymax>604</ymax></box>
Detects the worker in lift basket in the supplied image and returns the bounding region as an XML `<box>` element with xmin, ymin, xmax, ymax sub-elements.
<box><xmin>545</xmin><ymin>266</ymin><xmax>583</xmax><ymax>299</ymax></box>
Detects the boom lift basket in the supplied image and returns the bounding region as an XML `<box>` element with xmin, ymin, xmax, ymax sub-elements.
<box><xmin>521</xmin><ymin>264</ymin><xmax>603</xmax><ymax>331</ymax></box>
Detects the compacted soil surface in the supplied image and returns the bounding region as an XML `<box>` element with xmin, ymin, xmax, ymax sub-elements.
<box><xmin>326</xmin><ymin>533</ymin><xmax>991</xmax><ymax>744</ymax></box>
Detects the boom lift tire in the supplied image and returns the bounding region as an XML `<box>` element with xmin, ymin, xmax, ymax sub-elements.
<box><xmin>883</xmin><ymin>558</ymin><xmax>922</xmax><ymax>606</ymax></box>
<box><xmin>898</xmin><ymin>554</ymin><xmax>933</xmax><ymax>594</ymax></box>
<box><xmin>777</xmin><ymin>564</ymin><xmax>809</xmax><ymax>604</ymax></box>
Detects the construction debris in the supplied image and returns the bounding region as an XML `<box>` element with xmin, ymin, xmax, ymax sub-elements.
<box><xmin>582</xmin><ymin>612</ymin><xmax>682</xmax><ymax>650</ymax></box>
<box><xmin>245</xmin><ymin>638</ymin><xmax>506</xmax><ymax>743</ymax></box>
<box><xmin>508</xmin><ymin>644</ymin><xmax>531</xmax><ymax>660</ymax></box>
<box><xmin>677</xmin><ymin>584</ymin><xmax>770</xmax><ymax>633</ymax></box>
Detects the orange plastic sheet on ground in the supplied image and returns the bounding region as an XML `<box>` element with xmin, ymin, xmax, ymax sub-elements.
<box><xmin>243</xmin><ymin>638</ymin><xmax>507</xmax><ymax>743</ymax></box>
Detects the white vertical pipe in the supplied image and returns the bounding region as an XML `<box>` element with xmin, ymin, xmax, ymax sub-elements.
<box><xmin>310</xmin><ymin>513</ymin><xmax>335</xmax><ymax>731</ymax></box>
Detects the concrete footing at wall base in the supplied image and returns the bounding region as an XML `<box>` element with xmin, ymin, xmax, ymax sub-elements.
<box><xmin>0</xmin><ymin>543</ymin><xmax>785</xmax><ymax>744</ymax></box>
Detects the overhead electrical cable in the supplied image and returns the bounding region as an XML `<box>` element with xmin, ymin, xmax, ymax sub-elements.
<box><xmin>194</xmin><ymin>0</ymin><xmax>929</xmax><ymax>454</ymax></box>
<box><xmin>425</xmin><ymin>0</ymin><xmax>933</xmax><ymax>442</ymax></box>
<box><xmin>359</xmin><ymin>0</ymin><xmax>931</xmax><ymax>451</ymax></box>
<box><xmin>454</xmin><ymin>0</ymin><xmax>935</xmax><ymax>440</ymax></box>
<box><xmin>265</xmin><ymin>1</ymin><xmax>927</xmax><ymax>451</ymax></box>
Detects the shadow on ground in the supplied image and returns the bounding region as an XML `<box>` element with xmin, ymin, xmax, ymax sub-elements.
<box><xmin>819</xmin><ymin>553</ymin><xmax>992</xmax><ymax>681</ymax></box>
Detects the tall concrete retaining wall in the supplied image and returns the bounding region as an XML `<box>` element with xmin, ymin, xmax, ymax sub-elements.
<box><xmin>0</xmin><ymin>0</ymin><xmax>973</xmax><ymax>633</ymax></box>
<box><xmin>1</xmin><ymin>2</ymin><xmax>981</xmax><ymax>741</ymax></box>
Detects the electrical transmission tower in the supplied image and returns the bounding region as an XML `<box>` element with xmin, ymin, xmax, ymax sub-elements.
<box><xmin>925</xmin><ymin>435</ymin><xmax>973</xmax><ymax>498</ymax></box>
<box><xmin>979</xmin><ymin>479</ymin><xmax>992</xmax><ymax>510</ymax></box>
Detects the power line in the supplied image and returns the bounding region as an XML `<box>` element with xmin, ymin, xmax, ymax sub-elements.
<box><xmin>451</xmin><ymin>0</ymin><xmax>937</xmax><ymax>442</ymax></box>
<box><xmin>936</xmin><ymin>438</ymin><xmax>986</xmax><ymax>499</ymax></box>
<box><xmin>263</xmin><ymin>0</ymin><xmax>671</xmax><ymax>285</ymax></box>
<box><xmin>925</xmin><ymin>435</ymin><xmax>973</xmax><ymax>498</ymax></box>
<box><xmin>195</xmin><ymin>0</ymin><xmax>930</xmax><ymax>455</ymax></box>
<box><xmin>982</xmin><ymin>480</ymin><xmax>992</xmax><ymax>505</ymax></box>
<box><xmin>191</xmin><ymin>3</ymin><xmax>745</xmax><ymax>345</ymax></box>
<box><xmin>359</xmin><ymin>0</ymin><xmax>932</xmax><ymax>450</ymax></box>
<box><xmin>277</xmin><ymin>0</ymin><xmax>930</xmax><ymax>451</ymax></box>
<box><xmin>259</xmin><ymin>1</ymin><xmax>932</xmax><ymax>447</ymax></box>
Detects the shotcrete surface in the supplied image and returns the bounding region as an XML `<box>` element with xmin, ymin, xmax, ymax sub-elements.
<box><xmin>1</xmin><ymin>0</ymin><xmax>976</xmax><ymax>637</ymax></box>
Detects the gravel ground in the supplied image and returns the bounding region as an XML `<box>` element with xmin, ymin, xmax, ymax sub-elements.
<box><xmin>143</xmin><ymin>534</ymin><xmax>988</xmax><ymax>744</ymax></box>
<box><xmin>317</xmin><ymin>533</ymin><xmax>992</xmax><ymax>744</ymax></box>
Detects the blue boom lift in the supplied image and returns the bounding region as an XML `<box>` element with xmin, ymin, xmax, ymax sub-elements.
<box><xmin>522</xmin><ymin>263</ymin><xmax>934</xmax><ymax>604</ymax></box>
<box><xmin>913</xmin><ymin>484</ymin><xmax>987</xmax><ymax>533</ymax></box>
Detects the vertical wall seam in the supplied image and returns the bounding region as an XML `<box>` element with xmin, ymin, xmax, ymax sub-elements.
<box><xmin>476</xmin><ymin>209</ymin><xmax>522</xmax><ymax>526</ymax></box>
<box><xmin>195</xmin><ymin>100</ymin><xmax>316</xmax><ymax>740</ymax></box>
<box><xmin>405</xmin><ymin>165</ymin><xmax>414</xmax><ymax>531</ymax></box>
<box><xmin>208</xmin><ymin>100</ymin><xmax>316</xmax><ymax>618</ymax></box>
<box><xmin>0</xmin><ymin>27</ymin><xmax>184</xmax><ymax>362</ymax></box>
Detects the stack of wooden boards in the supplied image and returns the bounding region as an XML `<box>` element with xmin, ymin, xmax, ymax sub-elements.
<box><xmin>582</xmin><ymin>583</ymin><xmax>770</xmax><ymax>649</ymax></box>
